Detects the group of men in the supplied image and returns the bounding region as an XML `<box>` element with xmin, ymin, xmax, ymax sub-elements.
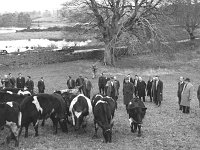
<box><xmin>98</xmin><ymin>73</ymin><xmax>120</xmax><ymax>100</ymax></box>
<box><xmin>122</xmin><ymin>74</ymin><xmax>163</xmax><ymax>110</ymax></box>
<box><xmin>66</xmin><ymin>75</ymin><xmax>92</xmax><ymax>98</ymax></box>
<box><xmin>0</xmin><ymin>73</ymin><xmax>45</xmax><ymax>94</ymax></box>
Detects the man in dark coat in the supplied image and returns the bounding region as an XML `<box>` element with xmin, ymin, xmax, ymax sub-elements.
<box><xmin>25</xmin><ymin>76</ymin><xmax>34</xmax><ymax>94</ymax></box>
<box><xmin>137</xmin><ymin>77</ymin><xmax>146</xmax><ymax>102</ymax></box>
<box><xmin>76</xmin><ymin>75</ymin><xmax>84</xmax><ymax>93</ymax></box>
<box><xmin>98</xmin><ymin>73</ymin><xmax>107</xmax><ymax>94</ymax></box>
<box><xmin>123</xmin><ymin>77</ymin><xmax>134</xmax><ymax>112</ymax></box>
<box><xmin>83</xmin><ymin>77</ymin><xmax>92</xmax><ymax>98</ymax></box>
<box><xmin>152</xmin><ymin>76</ymin><xmax>163</xmax><ymax>106</ymax></box>
<box><xmin>67</xmin><ymin>76</ymin><xmax>76</xmax><ymax>89</ymax></box>
<box><xmin>37</xmin><ymin>77</ymin><xmax>45</xmax><ymax>93</ymax></box>
<box><xmin>146</xmin><ymin>76</ymin><xmax>153</xmax><ymax>102</ymax></box>
<box><xmin>106</xmin><ymin>76</ymin><xmax>117</xmax><ymax>99</ymax></box>
<box><xmin>133</xmin><ymin>75</ymin><xmax>139</xmax><ymax>97</ymax></box>
<box><xmin>177</xmin><ymin>76</ymin><xmax>185</xmax><ymax>110</ymax></box>
<box><xmin>16</xmin><ymin>73</ymin><xmax>25</xmax><ymax>89</ymax></box>
<box><xmin>114</xmin><ymin>76</ymin><xmax>120</xmax><ymax>100</ymax></box>
<box><xmin>9</xmin><ymin>73</ymin><xmax>15</xmax><ymax>88</ymax></box>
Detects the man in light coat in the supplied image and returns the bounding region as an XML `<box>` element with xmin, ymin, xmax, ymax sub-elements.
<box><xmin>181</xmin><ymin>78</ymin><xmax>193</xmax><ymax>113</ymax></box>
<box><xmin>177</xmin><ymin>76</ymin><xmax>185</xmax><ymax>110</ymax></box>
<box><xmin>152</xmin><ymin>76</ymin><xmax>163</xmax><ymax>106</ymax></box>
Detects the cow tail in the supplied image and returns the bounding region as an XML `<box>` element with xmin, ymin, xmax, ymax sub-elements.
<box><xmin>18</xmin><ymin>112</ymin><xmax>22</xmax><ymax>127</ymax></box>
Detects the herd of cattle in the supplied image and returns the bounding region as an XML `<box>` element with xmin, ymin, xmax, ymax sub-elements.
<box><xmin>0</xmin><ymin>87</ymin><xmax>147</xmax><ymax>147</ymax></box>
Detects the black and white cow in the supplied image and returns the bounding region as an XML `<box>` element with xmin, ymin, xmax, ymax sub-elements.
<box><xmin>0</xmin><ymin>101</ymin><xmax>22</xmax><ymax>147</ymax></box>
<box><xmin>1</xmin><ymin>87</ymin><xmax>31</xmax><ymax>96</ymax></box>
<box><xmin>93</xmin><ymin>96</ymin><xmax>116</xmax><ymax>143</ymax></box>
<box><xmin>69</xmin><ymin>94</ymin><xmax>92</xmax><ymax>131</ymax></box>
<box><xmin>127</xmin><ymin>98</ymin><xmax>147</xmax><ymax>137</ymax></box>
<box><xmin>20</xmin><ymin>93</ymin><xmax>68</xmax><ymax>138</ymax></box>
<box><xmin>91</xmin><ymin>94</ymin><xmax>104</xmax><ymax>109</ymax></box>
<box><xmin>0</xmin><ymin>91</ymin><xmax>28</xmax><ymax>104</ymax></box>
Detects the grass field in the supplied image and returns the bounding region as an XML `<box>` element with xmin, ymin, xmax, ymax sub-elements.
<box><xmin>0</xmin><ymin>50</ymin><xmax>200</xmax><ymax>150</ymax></box>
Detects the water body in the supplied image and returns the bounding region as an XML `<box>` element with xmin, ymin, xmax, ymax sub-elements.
<box><xmin>0</xmin><ymin>39</ymin><xmax>92</xmax><ymax>53</ymax></box>
<box><xmin>0</xmin><ymin>27</ymin><xmax>25</xmax><ymax>34</ymax></box>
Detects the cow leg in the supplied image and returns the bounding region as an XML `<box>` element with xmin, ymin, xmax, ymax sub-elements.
<box><xmin>93</xmin><ymin>121</ymin><xmax>98</xmax><ymax>138</ymax></box>
<box><xmin>9</xmin><ymin>132</ymin><xmax>19</xmax><ymax>147</ymax></box>
<box><xmin>41</xmin><ymin>119</ymin><xmax>45</xmax><ymax>127</ymax></box>
<box><xmin>130</xmin><ymin>122</ymin><xmax>134</xmax><ymax>133</ymax></box>
<box><xmin>82</xmin><ymin>117</ymin><xmax>87</xmax><ymax>132</ymax></box>
<box><xmin>24</xmin><ymin>124</ymin><xmax>29</xmax><ymax>138</ymax></box>
<box><xmin>6</xmin><ymin>134</ymin><xmax>11</xmax><ymax>145</ymax></box>
<box><xmin>9</xmin><ymin>126</ymin><xmax>20</xmax><ymax>147</ymax></box>
<box><xmin>134</xmin><ymin>123</ymin><xmax>138</xmax><ymax>132</ymax></box>
<box><xmin>59</xmin><ymin>119</ymin><xmax>68</xmax><ymax>133</ymax></box>
<box><xmin>137</xmin><ymin>124</ymin><xmax>141</xmax><ymax>137</ymax></box>
<box><xmin>33</xmin><ymin>120</ymin><xmax>39</xmax><ymax>137</ymax></box>
<box><xmin>50</xmin><ymin>114</ymin><xmax>59</xmax><ymax>134</ymax></box>
<box><xmin>131</xmin><ymin>123</ymin><xmax>137</xmax><ymax>133</ymax></box>
<box><xmin>18</xmin><ymin>127</ymin><xmax>23</xmax><ymax>137</ymax></box>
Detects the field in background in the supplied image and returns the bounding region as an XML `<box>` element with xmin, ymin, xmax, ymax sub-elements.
<box><xmin>0</xmin><ymin>51</ymin><xmax>200</xmax><ymax>149</ymax></box>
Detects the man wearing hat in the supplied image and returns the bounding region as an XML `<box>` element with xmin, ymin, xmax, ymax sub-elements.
<box><xmin>181</xmin><ymin>78</ymin><xmax>193</xmax><ymax>113</ymax></box>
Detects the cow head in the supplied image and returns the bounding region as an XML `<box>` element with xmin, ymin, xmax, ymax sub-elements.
<box><xmin>102</xmin><ymin>124</ymin><xmax>113</xmax><ymax>143</ymax></box>
<box><xmin>127</xmin><ymin>99</ymin><xmax>147</xmax><ymax>124</ymax></box>
<box><xmin>59</xmin><ymin>119</ymin><xmax>68</xmax><ymax>133</ymax></box>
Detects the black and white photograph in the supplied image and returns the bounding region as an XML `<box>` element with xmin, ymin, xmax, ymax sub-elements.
<box><xmin>0</xmin><ymin>0</ymin><xmax>200</xmax><ymax>149</ymax></box>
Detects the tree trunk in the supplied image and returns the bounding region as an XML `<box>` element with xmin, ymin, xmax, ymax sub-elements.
<box><xmin>103</xmin><ymin>44</ymin><xmax>115</xmax><ymax>66</ymax></box>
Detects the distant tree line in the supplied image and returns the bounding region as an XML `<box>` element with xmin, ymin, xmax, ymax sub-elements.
<box><xmin>0</xmin><ymin>12</ymin><xmax>32</xmax><ymax>28</ymax></box>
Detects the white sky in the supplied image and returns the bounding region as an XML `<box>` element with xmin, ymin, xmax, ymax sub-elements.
<box><xmin>0</xmin><ymin>0</ymin><xmax>68</xmax><ymax>13</ymax></box>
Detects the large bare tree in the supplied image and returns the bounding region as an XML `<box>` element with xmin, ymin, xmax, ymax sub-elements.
<box><xmin>165</xmin><ymin>0</ymin><xmax>200</xmax><ymax>40</ymax></box>
<box><xmin>62</xmin><ymin>0</ymin><xmax>165</xmax><ymax>65</ymax></box>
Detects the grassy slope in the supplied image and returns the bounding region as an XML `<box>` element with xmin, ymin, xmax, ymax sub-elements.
<box><xmin>0</xmin><ymin>52</ymin><xmax>200</xmax><ymax>149</ymax></box>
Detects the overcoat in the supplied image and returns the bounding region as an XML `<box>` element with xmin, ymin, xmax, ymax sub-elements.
<box><xmin>137</xmin><ymin>80</ymin><xmax>146</xmax><ymax>97</ymax></box>
<box><xmin>181</xmin><ymin>82</ymin><xmax>193</xmax><ymax>107</ymax></box>
<box><xmin>152</xmin><ymin>80</ymin><xmax>163</xmax><ymax>102</ymax></box>
<box><xmin>123</xmin><ymin>82</ymin><xmax>134</xmax><ymax>105</ymax></box>
<box><xmin>146</xmin><ymin>80</ymin><xmax>152</xmax><ymax>96</ymax></box>
<box><xmin>16</xmin><ymin>77</ymin><xmax>25</xmax><ymax>89</ymax></box>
